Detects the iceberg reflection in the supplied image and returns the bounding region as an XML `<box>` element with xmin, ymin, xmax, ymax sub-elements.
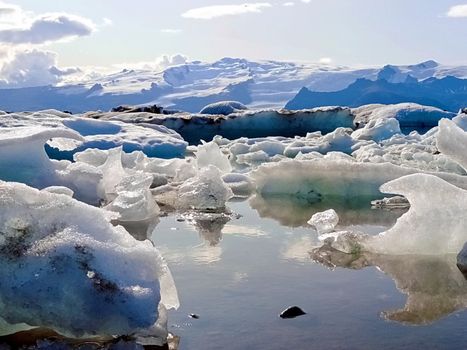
<box><xmin>311</xmin><ymin>245</ymin><xmax>467</xmax><ymax>325</ymax></box>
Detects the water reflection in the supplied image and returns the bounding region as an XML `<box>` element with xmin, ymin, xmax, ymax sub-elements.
<box><xmin>183</xmin><ymin>212</ymin><xmax>231</xmax><ymax>246</ymax></box>
<box><xmin>250</xmin><ymin>194</ymin><xmax>406</xmax><ymax>228</ymax></box>
<box><xmin>311</xmin><ymin>245</ymin><xmax>467</xmax><ymax>325</ymax></box>
<box><xmin>119</xmin><ymin>216</ymin><xmax>161</xmax><ymax>241</ymax></box>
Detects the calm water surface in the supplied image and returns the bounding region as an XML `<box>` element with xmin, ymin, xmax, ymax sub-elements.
<box><xmin>147</xmin><ymin>197</ymin><xmax>467</xmax><ymax>350</ymax></box>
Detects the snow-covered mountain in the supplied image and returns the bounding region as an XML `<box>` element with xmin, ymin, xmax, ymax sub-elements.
<box><xmin>286</xmin><ymin>75</ymin><xmax>467</xmax><ymax>112</ymax></box>
<box><xmin>2</xmin><ymin>58</ymin><xmax>467</xmax><ymax>113</ymax></box>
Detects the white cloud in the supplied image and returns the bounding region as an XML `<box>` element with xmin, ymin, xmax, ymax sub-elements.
<box><xmin>0</xmin><ymin>2</ymin><xmax>18</xmax><ymax>16</ymax></box>
<box><xmin>319</xmin><ymin>57</ymin><xmax>332</xmax><ymax>64</ymax></box>
<box><xmin>155</xmin><ymin>54</ymin><xmax>188</xmax><ymax>69</ymax></box>
<box><xmin>182</xmin><ymin>3</ymin><xmax>272</xmax><ymax>20</ymax></box>
<box><xmin>102</xmin><ymin>17</ymin><xmax>113</xmax><ymax>26</ymax></box>
<box><xmin>0</xmin><ymin>2</ymin><xmax>96</xmax><ymax>44</ymax></box>
<box><xmin>109</xmin><ymin>54</ymin><xmax>188</xmax><ymax>72</ymax></box>
<box><xmin>160</xmin><ymin>28</ymin><xmax>182</xmax><ymax>34</ymax></box>
<box><xmin>0</xmin><ymin>49</ymin><xmax>61</xmax><ymax>87</ymax></box>
<box><xmin>0</xmin><ymin>13</ymin><xmax>95</xmax><ymax>44</ymax></box>
<box><xmin>300</xmin><ymin>0</ymin><xmax>311</xmax><ymax>3</ymax></box>
<box><xmin>283</xmin><ymin>2</ymin><xmax>295</xmax><ymax>7</ymax></box>
<box><xmin>447</xmin><ymin>4</ymin><xmax>467</xmax><ymax>17</ymax></box>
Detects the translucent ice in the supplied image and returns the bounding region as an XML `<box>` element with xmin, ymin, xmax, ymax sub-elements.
<box><xmin>364</xmin><ymin>174</ymin><xmax>467</xmax><ymax>255</ymax></box>
<box><xmin>251</xmin><ymin>158</ymin><xmax>467</xmax><ymax>200</ymax></box>
<box><xmin>0</xmin><ymin>181</ymin><xmax>178</xmax><ymax>337</ymax></box>
<box><xmin>177</xmin><ymin>165</ymin><xmax>234</xmax><ymax>210</ymax></box>
<box><xmin>351</xmin><ymin>118</ymin><xmax>401</xmax><ymax>142</ymax></box>
<box><xmin>437</xmin><ymin>118</ymin><xmax>467</xmax><ymax>171</ymax></box>
<box><xmin>195</xmin><ymin>141</ymin><xmax>232</xmax><ymax>173</ymax></box>
<box><xmin>307</xmin><ymin>209</ymin><xmax>339</xmax><ymax>234</ymax></box>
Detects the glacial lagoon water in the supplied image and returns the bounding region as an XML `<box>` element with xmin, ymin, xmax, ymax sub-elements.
<box><xmin>146</xmin><ymin>198</ymin><xmax>467</xmax><ymax>350</ymax></box>
<box><xmin>2</xmin><ymin>196</ymin><xmax>466</xmax><ymax>349</ymax></box>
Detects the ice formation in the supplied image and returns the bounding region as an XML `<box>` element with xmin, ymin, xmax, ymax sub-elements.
<box><xmin>308</xmin><ymin>209</ymin><xmax>339</xmax><ymax>234</ymax></box>
<box><xmin>353</xmin><ymin>103</ymin><xmax>455</xmax><ymax>128</ymax></box>
<box><xmin>200</xmin><ymin>101</ymin><xmax>248</xmax><ymax>115</ymax></box>
<box><xmin>251</xmin><ymin>158</ymin><xmax>467</xmax><ymax>201</ymax></box>
<box><xmin>195</xmin><ymin>140</ymin><xmax>232</xmax><ymax>173</ymax></box>
<box><xmin>0</xmin><ymin>181</ymin><xmax>178</xmax><ymax>337</ymax></box>
<box><xmin>363</xmin><ymin>174</ymin><xmax>467</xmax><ymax>255</ymax></box>
<box><xmin>351</xmin><ymin>117</ymin><xmax>401</xmax><ymax>143</ymax></box>
<box><xmin>0</xmin><ymin>126</ymin><xmax>82</xmax><ymax>186</ymax></box>
<box><xmin>177</xmin><ymin>166</ymin><xmax>234</xmax><ymax>210</ymax></box>
<box><xmin>105</xmin><ymin>172</ymin><xmax>160</xmax><ymax>222</ymax></box>
<box><xmin>0</xmin><ymin>126</ymin><xmax>104</xmax><ymax>204</ymax></box>
<box><xmin>0</xmin><ymin>111</ymin><xmax>187</xmax><ymax>159</ymax></box>
<box><xmin>1</xmin><ymin>100</ymin><xmax>467</xmax><ymax>341</ymax></box>
<box><xmin>91</xmin><ymin>107</ymin><xmax>356</xmax><ymax>144</ymax></box>
<box><xmin>437</xmin><ymin>118</ymin><xmax>467</xmax><ymax>171</ymax></box>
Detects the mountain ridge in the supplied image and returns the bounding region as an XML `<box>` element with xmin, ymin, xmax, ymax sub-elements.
<box><xmin>1</xmin><ymin>58</ymin><xmax>467</xmax><ymax>113</ymax></box>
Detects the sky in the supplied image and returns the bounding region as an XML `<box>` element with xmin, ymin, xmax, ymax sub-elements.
<box><xmin>0</xmin><ymin>0</ymin><xmax>467</xmax><ymax>86</ymax></box>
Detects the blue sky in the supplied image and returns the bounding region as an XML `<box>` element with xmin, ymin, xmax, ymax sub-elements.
<box><xmin>1</xmin><ymin>0</ymin><xmax>467</xmax><ymax>70</ymax></box>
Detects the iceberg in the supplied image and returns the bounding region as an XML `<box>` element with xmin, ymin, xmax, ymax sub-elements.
<box><xmin>437</xmin><ymin>118</ymin><xmax>467</xmax><ymax>171</ymax></box>
<box><xmin>0</xmin><ymin>111</ymin><xmax>187</xmax><ymax>160</ymax></box>
<box><xmin>351</xmin><ymin>117</ymin><xmax>401</xmax><ymax>143</ymax></box>
<box><xmin>353</xmin><ymin>103</ymin><xmax>455</xmax><ymax>128</ymax></box>
<box><xmin>177</xmin><ymin>166</ymin><xmax>234</xmax><ymax>211</ymax></box>
<box><xmin>308</xmin><ymin>209</ymin><xmax>339</xmax><ymax>235</ymax></box>
<box><xmin>364</xmin><ymin>174</ymin><xmax>467</xmax><ymax>255</ymax></box>
<box><xmin>199</xmin><ymin>101</ymin><xmax>248</xmax><ymax>115</ymax></box>
<box><xmin>251</xmin><ymin>158</ymin><xmax>467</xmax><ymax>201</ymax></box>
<box><xmin>93</xmin><ymin>107</ymin><xmax>356</xmax><ymax>144</ymax></box>
<box><xmin>0</xmin><ymin>126</ymin><xmax>104</xmax><ymax>204</ymax></box>
<box><xmin>195</xmin><ymin>140</ymin><xmax>232</xmax><ymax>173</ymax></box>
<box><xmin>0</xmin><ymin>181</ymin><xmax>178</xmax><ymax>338</ymax></box>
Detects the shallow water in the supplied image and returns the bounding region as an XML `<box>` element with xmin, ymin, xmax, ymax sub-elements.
<box><xmin>2</xmin><ymin>197</ymin><xmax>466</xmax><ymax>349</ymax></box>
<box><xmin>147</xmin><ymin>198</ymin><xmax>467</xmax><ymax>350</ymax></box>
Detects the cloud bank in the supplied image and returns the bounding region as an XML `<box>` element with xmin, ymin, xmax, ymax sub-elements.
<box><xmin>182</xmin><ymin>3</ymin><xmax>272</xmax><ymax>20</ymax></box>
<box><xmin>0</xmin><ymin>2</ymin><xmax>98</xmax><ymax>87</ymax></box>
<box><xmin>0</xmin><ymin>49</ymin><xmax>61</xmax><ymax>87</ymax></box>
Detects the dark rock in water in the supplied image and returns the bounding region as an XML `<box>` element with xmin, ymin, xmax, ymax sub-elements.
<box><xmin>371</xmin><ymin>196</ymin><xmax>410</xmax><ymax>210</ymax></box>
<box><xmin>189</xmin><ymin>313</ymin><xmax>200</xmax><ymax>319</ymax></box>
<box><xmin>279</xmin><ymin>306</ymin><xmax>306</xmax><ymax>319</ymax></box>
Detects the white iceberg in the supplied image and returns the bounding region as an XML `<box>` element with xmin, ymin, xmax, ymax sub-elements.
<box><xmin>364</xmin><ymin>174</ymin><xmax>467</xmax><ymax>255</ymax></box>
<box><xmin>308</xmin><ymin>209</ymin><xmax>339</xmax><ymax>235</ymax></box>
<box><xmin>177</xmin><ymin>165</ymin><xmax>234</xmax><ymax>210</ymax></box>
<box><xmin>0</xmin><ymin>181</ymin><xmax>178</xmax><ymax>338</ymax></box>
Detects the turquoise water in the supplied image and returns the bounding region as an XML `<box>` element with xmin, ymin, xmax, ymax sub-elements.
<box><xmin>150</xmin><ymin>198</ymin><xmax>467</xmax><ymax>350</ymax></box>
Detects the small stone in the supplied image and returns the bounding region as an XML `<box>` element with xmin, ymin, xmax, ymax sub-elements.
<box><xmin>279</xmin><ymin>306</ymin><xmax>306</xmax><ymax>319</ymax></box>
<box><xmin>189</xmin><ymin>313</ymin><xmax>200</xmax><ymax>319</ymax></box>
